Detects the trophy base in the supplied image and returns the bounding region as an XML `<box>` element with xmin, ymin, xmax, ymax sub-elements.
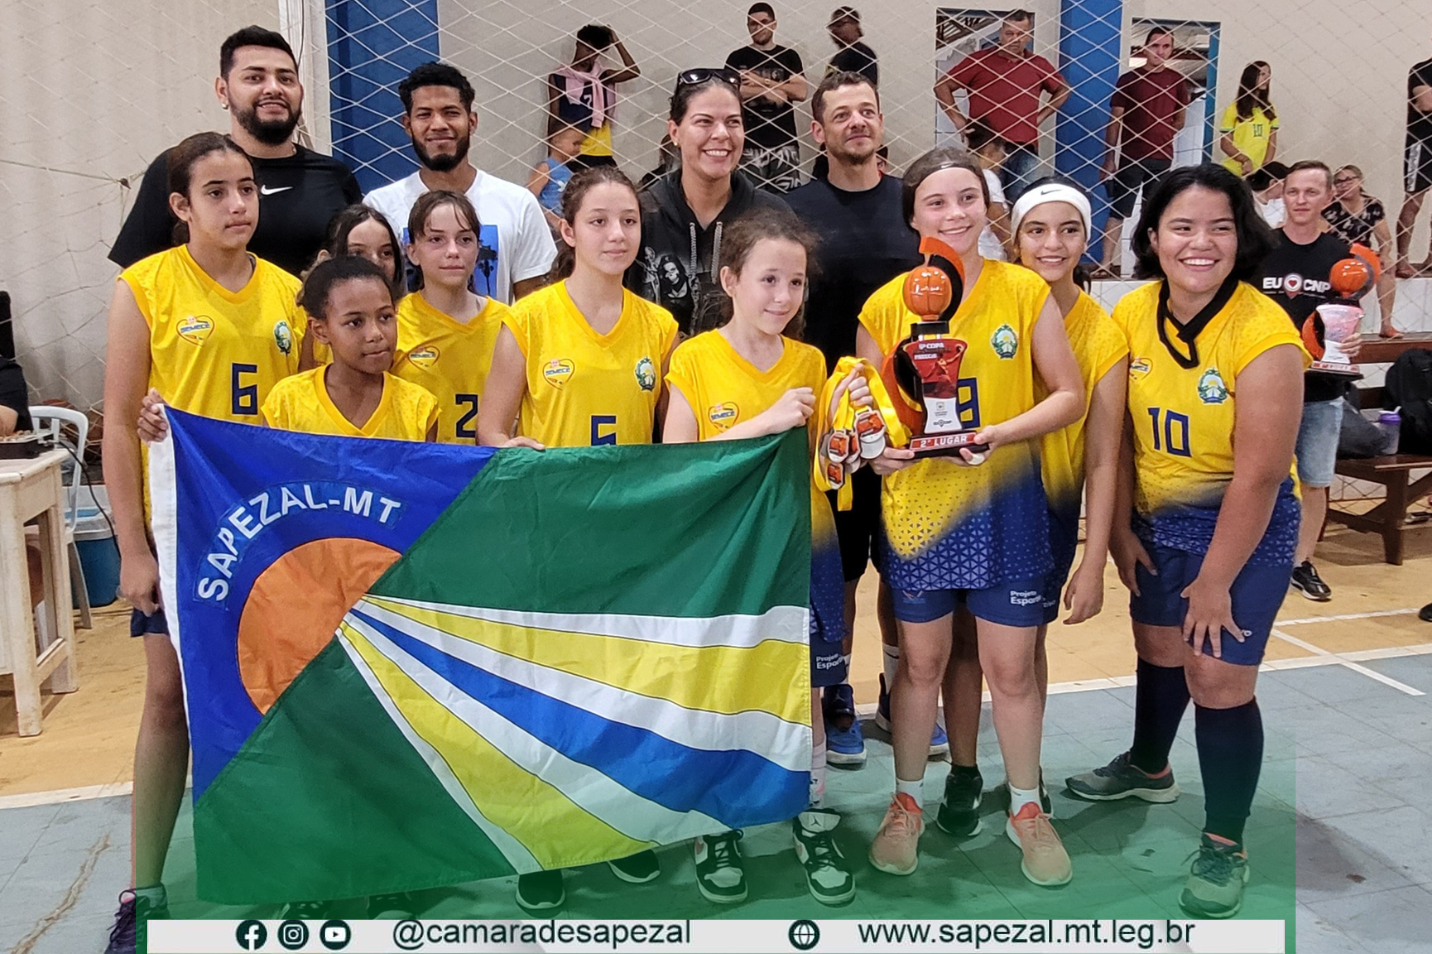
<box><xmin>909</xmin><ymin>432</ymin><xmax>989</xmax><ymax>457</ymax></box>
<box><xmin>1309</xmin><ymin>360</ymin><xmax>1362</xmax><ymax>377</ymax></box>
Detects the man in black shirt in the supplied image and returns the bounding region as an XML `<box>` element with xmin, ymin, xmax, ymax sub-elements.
<box><xmin>1253</xmin><ymin>160</ymin><xmax>1363</xmax><ymax>603</ymax></box>
<box><xmin>0</xmin><ymin>356</ymin><xmax>32</xmax><ymax>436</ymax></box>
<box><xmin>1394</xmin><ymin>48</ymin><xmax>1432</xmax><ymax>277</ymax></box>
<box><xmin>109</xmin><ymin>26</ymin><xmax>361</xmax><ymax>277</ymax></box>
<box><xmin>725</xmin><ymin>3</ymin><xmax>807</xmax><ymax>193</ymax></box>
<box><xmin>786</xmin><ymin>72</ymin><xmax>924</xmax><ymax>768</ymax></box>
<box><xmin>826</xmin><ymin>7</ymin><xmax>878</xmax><ymax>86</ymax></box>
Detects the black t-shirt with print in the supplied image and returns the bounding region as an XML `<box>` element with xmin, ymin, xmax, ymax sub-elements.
<box><xmin>828</xmin><ymin>43</ymin><xmax>878</xmax><ymax>86</ymax></box>
<box><xmin>1253</xmin><ymin>230</ymin><xmax>1352</xmax><ymax>403</ymax></box>
<box><xmin>725</xmin><ymin>45</ymin><xmax>805</xmax><ymax>150</ymax></box>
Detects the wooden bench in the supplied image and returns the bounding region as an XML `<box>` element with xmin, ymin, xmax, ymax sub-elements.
<box><xmin>1328</xmin><ymin>383</ymin><xmax>1432</xmax><ymax>564</ymax></box>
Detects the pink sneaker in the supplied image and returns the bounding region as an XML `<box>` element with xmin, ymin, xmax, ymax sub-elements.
<box><xmin>868</xmin><ymin>793</ymin><xmax>923</xmax><ymax>875</ymax></box>
<box><xmin>1005</xmin><ymin>802</ymin><xmax>1072</xmax><ymax>886</ymax></box>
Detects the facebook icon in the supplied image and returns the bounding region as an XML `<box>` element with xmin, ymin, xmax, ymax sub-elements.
<box><xmin>235</xmin><ymin>919</ymin><xmax>268</xmax><ymax>950</ymax></box>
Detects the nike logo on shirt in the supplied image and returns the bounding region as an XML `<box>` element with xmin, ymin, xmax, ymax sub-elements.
<box><xmin>259</xmin><ymin>185</ymin><xmax>294</xmax><ymax>196</ymax></box>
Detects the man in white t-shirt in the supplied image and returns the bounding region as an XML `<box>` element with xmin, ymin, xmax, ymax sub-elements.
<box><xmin>365</xmin><ymin>61</ymin><xmax>556</xmax><ymax>302</ymax></box>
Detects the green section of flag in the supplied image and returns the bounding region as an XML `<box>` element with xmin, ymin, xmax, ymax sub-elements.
<box><xmin>370</xmin><ymin>432</ymin><xmax>811</xmax><ymax>618</ymax></box>
<box><xmin>192</xmin><ymin>641</ymin><xmax>515</xmax><ymax>904</ymax></box>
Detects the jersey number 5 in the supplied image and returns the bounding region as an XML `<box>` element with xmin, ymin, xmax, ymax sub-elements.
<box><xmin>455</xmin><ymin>394</ymin><xmax>480</xmax><ymax>439</ymax></box>
<box><xmin>231</xmin><ymin>363</ymin><xmax>259</xmax><ymax>416</ymax></box>
<box><xmin>1147</xmin><ymin>407</ymin><xmax>1192</xmax><ymax>457</ymax></box>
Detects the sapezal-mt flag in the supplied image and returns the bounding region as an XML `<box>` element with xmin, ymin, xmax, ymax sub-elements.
<box><xmin>148</xmin><ymin>410</ymin><xmax>813</xmax><ymax>904</ymax></box>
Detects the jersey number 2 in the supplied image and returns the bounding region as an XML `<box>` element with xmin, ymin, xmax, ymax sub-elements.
<box><xmin>455</xmin><ymin>394</ymin><xmax>480</xmax><ymax>439</ymax></box>
<box><xmin>231</xmin><ymin>363</ymin><xmax>259</xmax><ymax>416</ymax></box>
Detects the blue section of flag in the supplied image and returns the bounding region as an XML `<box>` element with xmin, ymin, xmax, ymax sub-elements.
<box><xmin>166</xmin><ymin>410</ymin><xmax>493</xmax><ymax>797</ymax></box>
<box><xmin>350</xmin><ymin>608</ymin><xmax>808</xmax><ymax>829</ymax></box>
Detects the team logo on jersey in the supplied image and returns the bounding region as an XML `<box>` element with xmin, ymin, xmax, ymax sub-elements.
<box><xmin>1198</xmin><ymin>368</ymin><xmax>1229</xmax><ymax>404</ymax></box>
<box><xmin>1129</xmin><ymin>356</ymin><xmax>1152</xmax><ymax>379</ymax></box>
<box><xmin>708</xmin><ymin>402</ymin><xmax>739</xmax><ymax>430</ymax></box>
<box><xmin>990</xmin><ymin>324</ymin><xmax>1018</xmax><ymax>359</ymax></box>
<box><xmin>635</xmin><ymin>356</ymin><xmax>657</xmax><ymax>392</ymax></box>
<box><xmin>543</xmin><ymin>359</ymin><xmax>575</xmax><ymax>387</ymax></box>
<box><xmin>273</xmin><ymin>321</ymin><xmax>293</xmax><ymax>356</ymax></box>
<box><xmin>405</xmin><ymin>346</ymin><xmax>439</xmax><ymax>369</ymax></box>
<box><xmin>177</xmin><ymin>316</ymin><xmax>214</xmax><ymax>346</ymax></box>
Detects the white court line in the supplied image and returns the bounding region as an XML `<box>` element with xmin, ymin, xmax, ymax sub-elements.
<box><xmin>1272</xmin><ymin>628</ymin><xmax>1425</xmax><ymax>696</ymax></box>
<box><xmin>7</xmin><ymin>618</ymin><xmax>1429</xmax><ymax>811</ymax></box>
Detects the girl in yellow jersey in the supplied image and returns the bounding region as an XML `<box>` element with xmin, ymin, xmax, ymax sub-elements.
<box><xmin>391</xmin><ymin>191</ymin><xmax>509</xmax><ymax>443</ymax></box>
<box><xmin>1064</xmin><ymin>165</ymin><xmax>1304</xmax><ymax>919</ymax></box>
<box><xmin>476</xmin><ymin>166</ymin><xmax>677</xmax><ymax>911</ymax></box>
<box><xmin>263</xmin><ymin>257</ymin><xmax>438</xmax><ymax>440</ymax></box>
<box><xmin>101</xmin><ymin>132</ymin><xmax>303</xmax><ymax>926</ymax></box>
<box><xmin>856</xmin><ymin>148</ymin><xmax>1085</xmax><ymax>885</ymax></box>
<box><xmin>665</xmin><ymin>209</ymin><xmax>869</xmax><ymax>907</ymax></box>
<box><xmin>938</xmin><ymin>180</ymin><xmax>1129</xmax><ymax>842</ymax></box>
<box><xmin>480</xmin><ymin>166</ymin><xmax>678</xmax><ymax>452</ymax></box>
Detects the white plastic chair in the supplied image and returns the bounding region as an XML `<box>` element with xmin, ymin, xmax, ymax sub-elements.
<box><xmin>29</xmin><ymin>406</ymin><xmax>93</xmax><ymax>629</ymax></box>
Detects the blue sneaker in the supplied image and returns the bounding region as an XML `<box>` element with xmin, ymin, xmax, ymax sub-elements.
<box><xmin>876</xmin><ymin>674</ymin><xmax>948</xmax><ymax>758</ymax></box>
<box><xmin>823</xmin><ymin>684</ymin><xmax>865</xmax><ymax>767</ymax></box>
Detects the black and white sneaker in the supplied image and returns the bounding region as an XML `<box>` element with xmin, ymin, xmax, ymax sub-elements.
<box><xmin>607</xmin><ymin>849</ymin><xmax>661</xmax><ymax>884</ymax></box>
<box><xmin>515</xmin><ymin>870</ymin><xmax>565</xmax><ymax>911</ymax></box>
<box><xmin>693</xmin><ymin>830</ymin><xmax>747</xmax><ymax>904</ymax></box>
<box><xmin>792</xmin><ymin>809</ymin><xmax>855</xmax><ymax>905</ymax></box>
<box><xmin>279</xmin><ymin>900</ymin><xmax>330</xmax><ymax>919</ymax></box>
<box><xmin>367</xmin><ymin>893</ymin><xmax>418</xmax><ymax>918</ymax></box>
<box><xmin>1290</xmin><ymin>561</ymin><xmax>1332</xmax><ymax>601</ymax></box>
<box><xmin>935</xmin><ymin>765</ymin><xmax>983</xmax><ymax>837</ymax></box>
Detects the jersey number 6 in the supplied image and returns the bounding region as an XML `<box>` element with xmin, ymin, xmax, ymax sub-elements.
<box><xmin>231</xmin><ymin>363</ymin><xmax>259</xmax><ymax>416</ymax></box>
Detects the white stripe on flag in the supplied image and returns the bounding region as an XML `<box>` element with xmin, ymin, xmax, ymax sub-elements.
<box><xmin>363</xmin><ymin>595</ymin><xmax>808</xmax><ymax>649</ymax></box>
<box><xmin>145</xmin><ymin>426</ymin><xmax>194</xmax><ymax>720</ymax></box>
<box><xmin>353</xmin><ymin>598</ymin><xmax>811</xmax><ymax>772</ymax></box>
<box><xmin>343</xmin><ymin>614</ymin><xmax>747</xmax><ymax>848</ymax></box>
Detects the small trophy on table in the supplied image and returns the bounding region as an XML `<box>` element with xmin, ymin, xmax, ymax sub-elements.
<box><xmin>1306</xmin><ymin>243</ymin><xmax>1379</xmax><ymax>378</ymax></box>
<box><xmin>882</xmin><ymin>237</ymin><xmax>988</xmax><ymax>457</ymax></box>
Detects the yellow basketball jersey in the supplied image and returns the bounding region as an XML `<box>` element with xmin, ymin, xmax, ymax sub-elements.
<box><xmin>121</xmin><ymin>245</ymin><xmax>302</xmax><ymax>422</ymax></box>
<box><xmin>1038</xmin><ymin>292</ymin><xmax>1128</xmax><ymax>516</ymax></box>
<box><xmin>392</xmin><ymin>292</ymin><xmax>508</xmax><ymax>444</ymax></box>
<box><xmin>1114</xmin><ymin>280</ymin><xmax>1308</xmax><ymax>559</ymax></box>
<box><xmin>858</xmin><ymin>259</ymin><xmax>1054</xmax><ymax>590</ymax></box>
<box><xmin>260</xmin><ymin>367</ymin><xmax>439</xmax><ymax>441</ymax></box>
<box><xmin>504</xmin><ymin>282</ymin><xmax>678</xmax><ymax>448</ymax></box>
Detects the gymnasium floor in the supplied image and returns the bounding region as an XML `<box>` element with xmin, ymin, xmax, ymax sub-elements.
<box><xmin>2</xmin><ymin>522</ymin><xmax>1430</xmax><ymax>953</ymax></box>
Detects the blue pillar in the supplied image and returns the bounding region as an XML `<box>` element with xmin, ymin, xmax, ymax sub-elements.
<box><xmin>326</xmin><ymin>0</ymin><xmax>441</xmax><ymax>193</ymax></box>
<box><xmin>1055</xmin><ymin>0</ymin><xmax>1122</xmax><ymax>259</ymax></box>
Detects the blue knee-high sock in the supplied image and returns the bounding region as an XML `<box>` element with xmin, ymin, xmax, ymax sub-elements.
<box><xmin>1195</xmin><ymin>699</ymin><xmax>1264</xmax><ymax>845</ymax></box>
<box><xmin>1129</xmin><ymin>658</ymin><xmax>1191</xmax><ymax>775</ymax></box>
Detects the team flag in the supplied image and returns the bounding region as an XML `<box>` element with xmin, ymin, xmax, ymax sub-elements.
<box><xmin>148</xmin><ymin>410</ymin><xmax>813</xmax><ymax>903</ymax></box>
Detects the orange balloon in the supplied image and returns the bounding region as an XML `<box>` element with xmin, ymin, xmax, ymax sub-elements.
<box><xmin>903</xmin><ymin>265</ymin><xmax>952</xmax><ymax>318</ymax></box>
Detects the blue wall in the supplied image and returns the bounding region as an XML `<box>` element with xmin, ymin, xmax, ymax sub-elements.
<box><xmin>1055</xmin><ymin>0</ymin><xmax>1123</xmax><ymax>259</ymax></box>
<box><xmin>326</xmin><ymin>0</ymin><xmax>441</xmax><ymax>193</ymax></box>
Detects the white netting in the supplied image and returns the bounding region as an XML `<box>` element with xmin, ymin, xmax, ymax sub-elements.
<box><xmin>3</xmin><ymin>0</ymin><xmax>1431</xmax><ymax>506</ymax></box>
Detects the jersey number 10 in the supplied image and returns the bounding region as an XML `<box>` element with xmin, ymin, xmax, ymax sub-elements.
<box><xmin>1147</xmin><ymin>407</ymin><xmax>1192</xmax><ymax>458</ymax></box>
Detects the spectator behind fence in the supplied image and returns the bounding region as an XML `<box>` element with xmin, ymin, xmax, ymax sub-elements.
<box><xmin>1327</xmin><ymin>164</ymin><xmax>1400</xmax><ymax>337</ymax></box>
<box><xmin>547</xmin><ymin>25</ymin><xmax>641</xmax><ymax>173</ymax></box>
<box><xmin>966</xmin><ymin>123</ymin><xmax>1011</xmax><ymax>261</ymax></box>
<box><xmin>936</xmin><ymin>10</ymin><xmax>1069</xmax><ymax>202</ymax></box>
<box><xmin>1219</xmin><ymin>61</ymin><xmax>1279</xmax><ymax>177</ymax></box>
<box><xmin>825</xmin><ymin>7</ymin><xmax>877</xmax><ymax>85</ymax></box>
<box><xmin>527</xmin><ymin>125</ymin><xmax>586</xmax><ymax>232</ymax></box>
<box><xmin>1395</xmin><ymin>45</ymin><xmax>1432</xmax><ymax>277</ymax></box>
<box><xmin>1097</xmin><ymin>27</ymin><xmax>1190</xmax><ymax>278</ymax></box>
<box><xmin>725</xmin><ymin>3</ymin><xmax>808</xmax><ymax>194</ymax></box>
<box><xmin>108</xmin><ymin>25</ymin><xmax>361</xmax><ymax>277</ymax></box>
<box><xmin>364</xmin><ymin>62</ymin><xmax>556</xmax><ymax>303</ymax></box>
<box><xmin>1247</xmin><ymin>161</ymin><xmax>1289</xmax><ymax>228</ymax></box>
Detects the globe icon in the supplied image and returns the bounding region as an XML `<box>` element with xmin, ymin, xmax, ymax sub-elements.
<box><xmin>788</xmin><ymin>919</ymin><xmax>821</xmax><ymax>951</ymax></box>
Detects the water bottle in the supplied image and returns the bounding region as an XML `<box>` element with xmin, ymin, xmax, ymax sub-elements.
<box><xmin>1377</xmin><ymin>409</ymin><xmax>1401</xmax><ymax>455</ymax></box>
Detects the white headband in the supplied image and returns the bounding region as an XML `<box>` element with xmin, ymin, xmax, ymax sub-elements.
<box><xmin>1010</xmin><ymin>183</ymin><xmax>1093</xmax><ymax>237</ymax></box>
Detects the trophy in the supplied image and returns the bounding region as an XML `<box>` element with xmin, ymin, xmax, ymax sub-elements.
<box><xmin>1306</xmin><ymin>243</ymin><xmax>1379</xmax><ymax>378</ymax></box>
<box><xmin>881</xmin><ymin>237</ymin><xmax>987</xmax><ymax>457</ymax></box>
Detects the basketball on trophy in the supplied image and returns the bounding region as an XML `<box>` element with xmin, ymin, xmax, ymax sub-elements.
<box><xmin>1329</xmin><ymin>243</ymin><xmax>1381</xmax><ymax>299</ymax></box>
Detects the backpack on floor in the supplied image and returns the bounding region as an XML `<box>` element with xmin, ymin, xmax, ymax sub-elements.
<box><xmin>1383</xmin><ymin>349</ymin><xmax>1432</xmax><ymax>455</ymax></box>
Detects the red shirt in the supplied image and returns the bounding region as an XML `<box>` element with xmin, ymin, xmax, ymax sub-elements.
<box><xmin>947</xmin><ymin>47</ymin><xmax>1065</xmax><ymax>145</ymax></box>
<box><xmin>1110</xmin><ymin>66</ymin><xmax>1191</xmax><ymax>161</ymax></box>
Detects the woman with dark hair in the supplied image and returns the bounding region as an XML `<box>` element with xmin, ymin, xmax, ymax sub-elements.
<box><xmin>625</xmin><ymin>68</ymin><xmax>788</xmax><ymax>334</ymax></box>
<box><xmin>1219</xmin><ymin>62</ymin><xmax>1279</xmax><ymax>176</ymax></box>
<box><xmin>1065</xmin><ymin>164</ymin><xmax>1306</xmax><ymax>919</ymax></box>
<box><xmin>547</xmin><ymin>24</ymin><xmax>641</xmax><ymax>172</ymax></box>
<box><xmin>317</xmin><ymin>204</ymin><xmax>404</xmax><ymax>298</ymax></box>
<box><xmin>1326</xmin><ymin>164</ymin><xmax>1399</xmax><ymax>337</ymax></box>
